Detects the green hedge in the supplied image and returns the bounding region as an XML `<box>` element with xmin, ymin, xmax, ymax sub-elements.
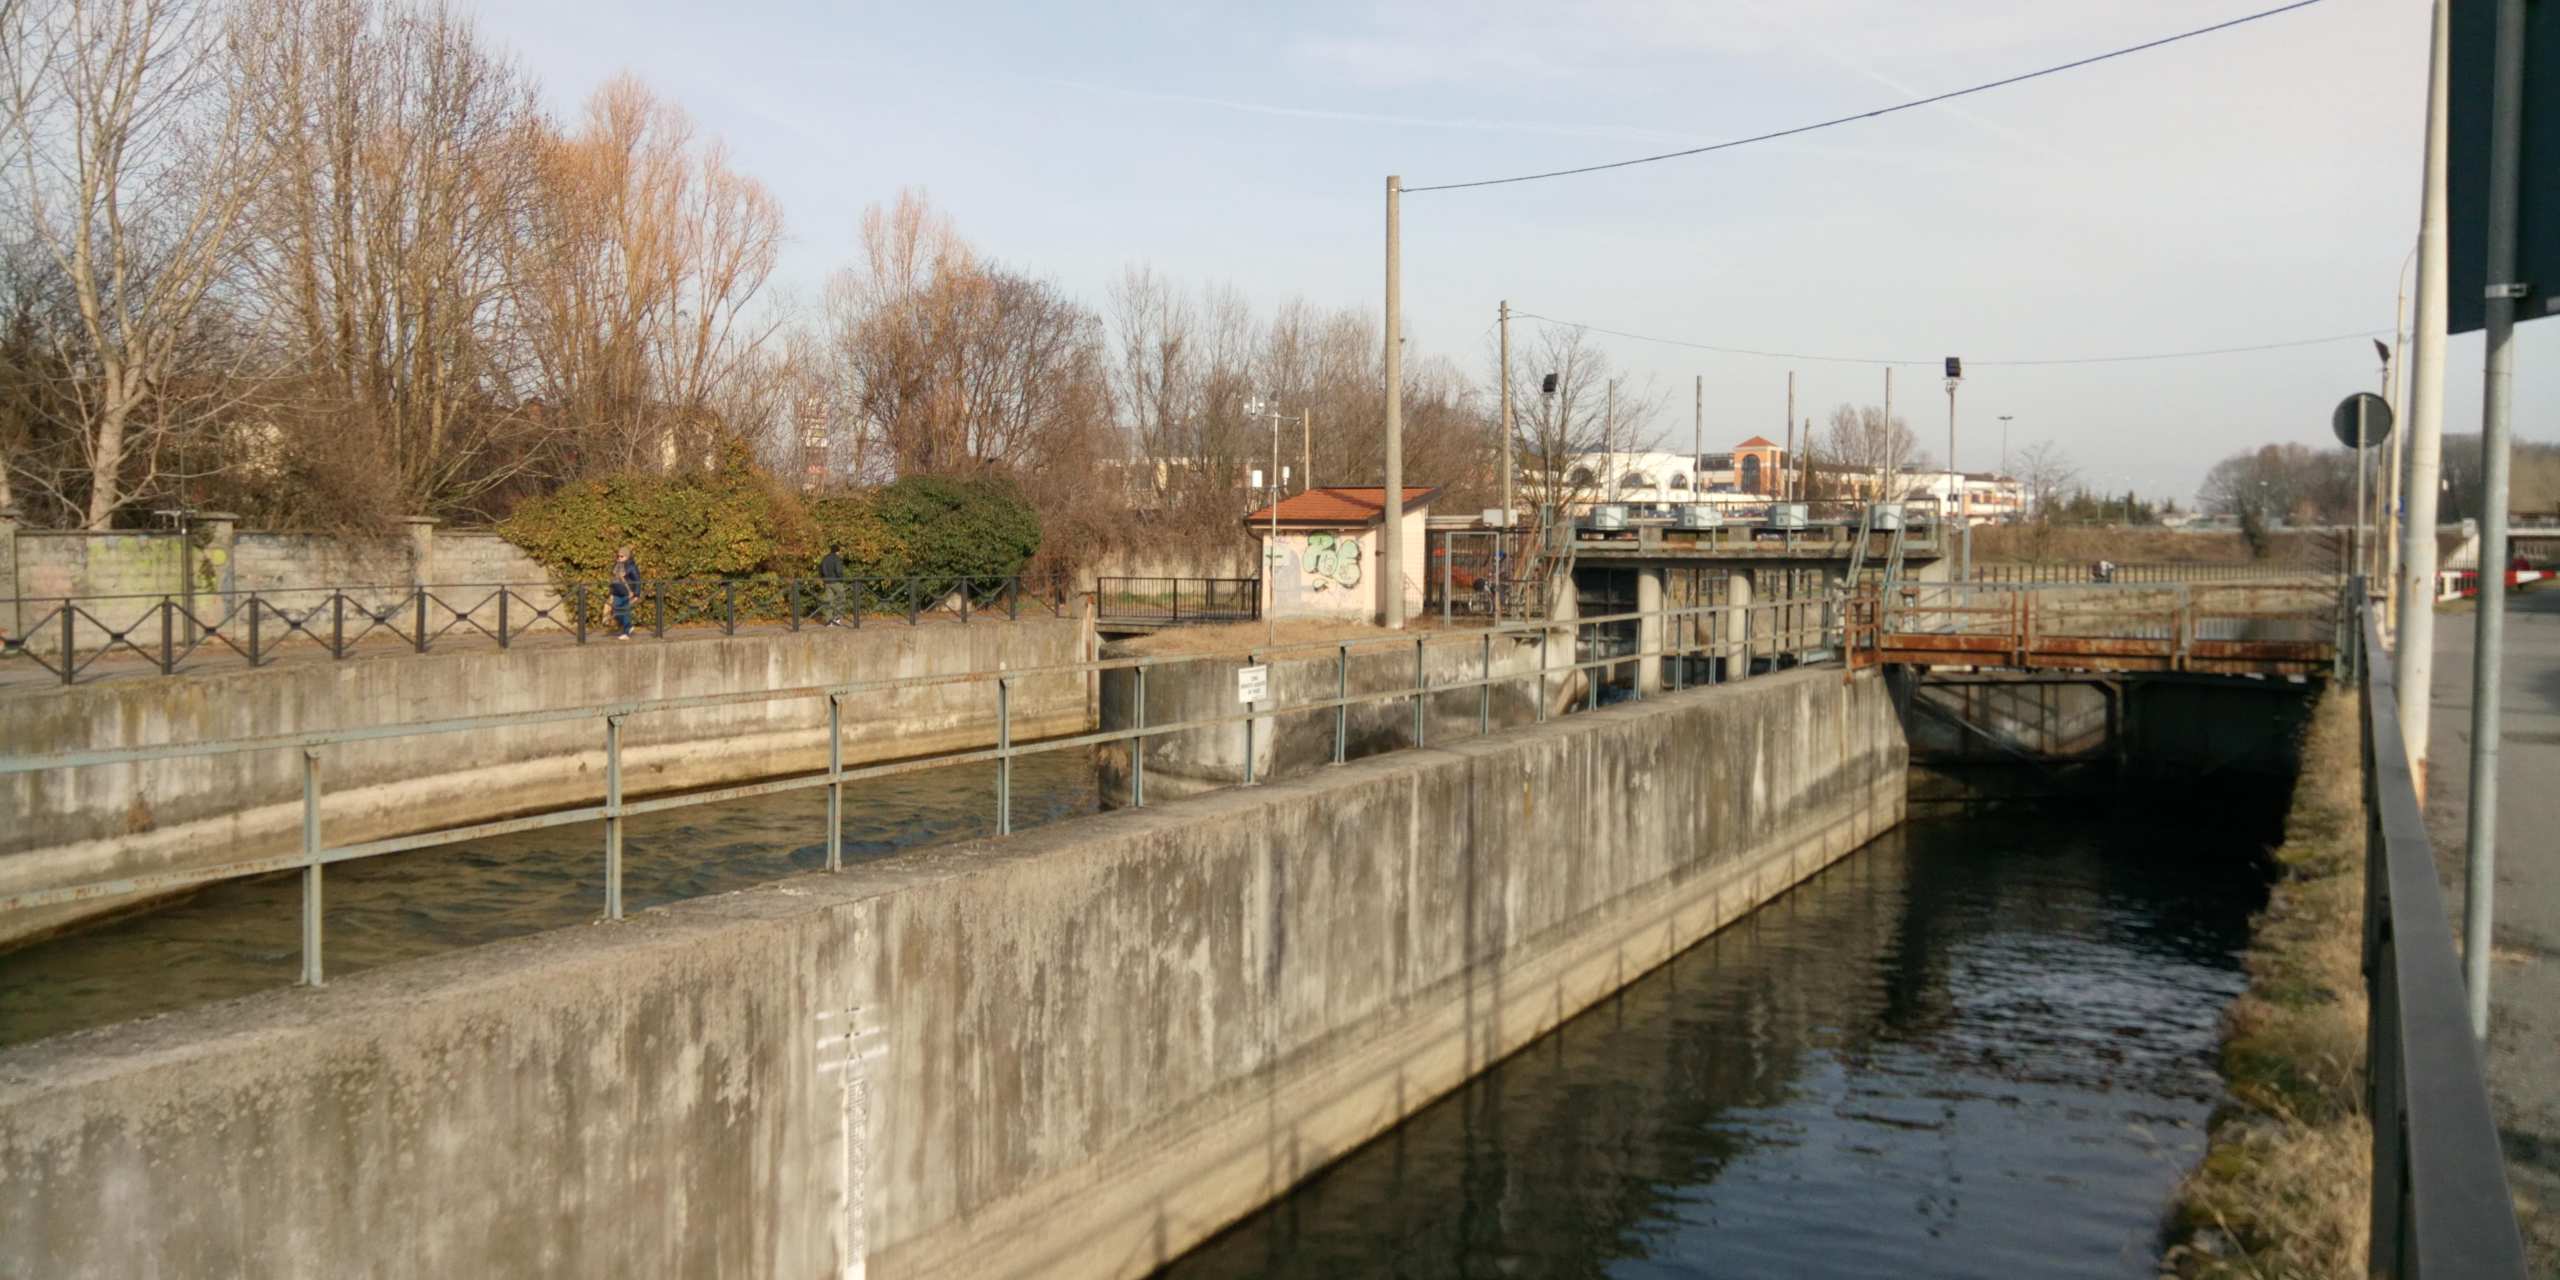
<box><xmin>501</xmin><ymin>452</ymin><xmax>1042</xmax><ymax>600</ymax></box>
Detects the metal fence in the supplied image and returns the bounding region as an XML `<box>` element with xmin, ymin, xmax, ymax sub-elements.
<box><xmin>2353</xmin><ymin>597</ymin><xmax>2529</xmax><ymax>1277</ymax></box>
<box><xmin>1091</xmin><ymin>576</ymin><xmax>1260</xmax><ymax>626</ymax></box>
<box><xmin>0</xmin><ymin>573</ymin><xmax>1075</xmax><ymax>685</ymax></box>
<box><xmin>0</xmin><ymin>596</ymin><xmax>1831</xmax><ymax>994</ymax></box>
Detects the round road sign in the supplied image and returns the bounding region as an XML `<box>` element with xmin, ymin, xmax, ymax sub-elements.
<box><xmin>2332</xmin><ymin>392</ymin><xmax>2393</xmax><ymax>449</ymax></box>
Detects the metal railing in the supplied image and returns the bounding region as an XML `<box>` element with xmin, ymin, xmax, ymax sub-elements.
<box><xmin>1970</xmin><ymin>560</ymin><xmax>2336</xmax><ymax>584</ymax></box>
<box><xmin>1091</xmin><ymin>576</ymin><xmax>1261</xmax><ymax>626</ymax></box>
<box><xmin>1840</xmin><ymin>580</ymin><xmax>2343</xmax><ymax>676</ymax></box>
<box><xmin>2353</xmin><ymin>591</ymin><xmax>2528</xmax><ymax>1277</ymax></box>
<box><xmin>0</xmin><ymin>572</ymin><xmax>1075</xmax><ymax>685</ymax></box>
<box><xmin>0</xmin><ymin>595</ymin><xmax>1833</xmax><ymax>993</ymax></box>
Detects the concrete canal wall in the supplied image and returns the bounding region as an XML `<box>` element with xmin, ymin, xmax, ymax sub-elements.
<box><xmin>0</xmin><ymin>617</ymin><xmax>1093</xmax><ymax>946</ymax></box>
<box><xmin>0</xmin><ymin>663</ymin><xmax>1905</xmax><ymax>1279</ymax></box>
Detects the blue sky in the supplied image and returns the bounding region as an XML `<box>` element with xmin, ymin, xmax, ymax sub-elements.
<box><xmin>468</xmin><ymin>0</ymin><xmax>2553</xmax><ymax>502</ymax></box>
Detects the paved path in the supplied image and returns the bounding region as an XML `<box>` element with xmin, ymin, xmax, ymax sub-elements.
<box><xmin>2423</xmin><ymin>585</ymin><xmax>2560</xmax><ymax>1272</ymax></box>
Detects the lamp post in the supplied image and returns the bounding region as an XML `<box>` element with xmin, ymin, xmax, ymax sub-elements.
<box><xmin>1248</xmin><ymin>397</ymin><xmax>1294</xmax><ymax>645</ymax></box>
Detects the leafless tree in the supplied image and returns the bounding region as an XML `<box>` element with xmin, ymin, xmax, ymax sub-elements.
<box><xmin>3</xmin><ymin>0</ymin><xmax>268</xmax><ymax>526</ymax></box>
<box><xmin>2015</xmin><ymin>439</ymin><xmax>2079</xmax><ymax>518</ymax></box>
<box><xmin>1821</xmin><ymin>402</ymin><xmax>1922</xmax><ymax>497</ymax></box>
<box><xmin>1503</xmin><ymin>325</ymin><xmax>1653</xmax><ymax>518</ymax></box>
<box><xmin>225</xmin><ymin>0</ymin><xmax>552</xmax><ymax>523</ymax></box>
<box><xmin>514</xmin><ymin>74</ymin><xmax>784</xmax><ymax>475</ymax></box>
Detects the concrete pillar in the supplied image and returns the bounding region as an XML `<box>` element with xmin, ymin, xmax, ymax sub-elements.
<box><xmin>195</xmin><ymin>513</ymin><xmax>238</xmax><ymax>597</ymax></box>
<box><xmin>405</xmin><ymin>516</ymin><xmax>440</xmax><ymax>587</ymax></box>
<box><xmin>1636</xmin><ymin>565</ymin><xmax>1663</xmax><ymax>695</ymax></box>
<box><xmin>1724</xmin><ymin>569</ymin><xmax>1753</xmax><ymax>682</ymax></box>
<box><xmin>0</xmin><ymin>507</ymin><xmax>19</xmax><ymax>643</ymax></box>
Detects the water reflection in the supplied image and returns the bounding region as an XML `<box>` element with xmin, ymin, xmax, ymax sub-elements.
<box><xmin>0</xmin><ymin>750</ymin><xmax>1098</xmax><ymax>1047</ymax></box>
<box><xmin>1165</xmin><ymin>808</ymin><xmax>2272</xmax><ymax>1280</ymax></box>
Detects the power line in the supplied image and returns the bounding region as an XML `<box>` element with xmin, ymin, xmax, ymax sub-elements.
<box><xmin>1511</xmin><ymin>312</ymin><xmax>2387</xmax><ymax>368</ymax></box>
<box><xmin>1406</xmin><ymin>0</ymin><xmax>2325</xmax><ymax>194</ymax></box>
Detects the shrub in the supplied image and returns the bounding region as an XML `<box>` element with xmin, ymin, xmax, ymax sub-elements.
<box><xmin>500</xmin><ymin>439</ymin><xmax>808</xmax><ymax>585</ymax></box>
<box><xmin>866</xmin><ymin>474</ymin><xmax>1042</xmax><ymax>592</ymax></box>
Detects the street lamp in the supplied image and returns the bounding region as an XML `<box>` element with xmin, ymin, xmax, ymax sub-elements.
<box><xmin>1247</xmin><ymin>396</ymin><xmax>1294</xmax><ymax>644</ymax></box>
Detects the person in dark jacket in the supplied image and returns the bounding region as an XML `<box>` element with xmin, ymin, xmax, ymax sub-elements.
<box><xmin>609</xmin><ymin>546</ymin><xmax>644</xmax><ymax>639</ymax></box>
<box><xmin>817</xmin><ymin>546</ymin><xmax>848</xmax><ymax>625</ymax></box>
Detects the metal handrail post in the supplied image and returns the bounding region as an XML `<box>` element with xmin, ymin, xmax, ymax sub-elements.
<box><xmin>996</xmin><ymin>674</ymin><xmax>1013</xmax><ymax>830</ymax></box>
<box><xmin>414</xmin><ymin>588</ymin><xmax>428</xmax><ymax>653</ymax></box>
<box><xmin>1130</xmin><ymin>667</ymin><xmax>1147</xmax><ymax>806</ymax></box>
<box><xmin>300</xmin><ymin>748</ymin><xmax>323</xmax><ymax>987</ymax></box>
<box><xmin>332</xmin><ymin>593</ymin><xmax>346</xmax><ymax>658</ymax></box>
<box><xmin>1241</xmin><ymin>654</ymin><xmax>1257</xmax><ymax>787</ymax></box>
<box><xmin>1334</xmin><ymin>644</ymin><xmax>1350</xmax><ymax>763</ymax></box>
<box><xmin>1479</xmin><ymin>632</ymin><xmax>1493</xmax><ymax>735</ymax></box>
<box><xmin>604</xmin><ymin>714</ymin><xmax>625</xmax><ymax>920</ymax></box>
<box><xmin>826</xmin><ymin>694</ymin><xmax>845</xmax><ymax>872</ymax></box>
<box><xmin>1413</xmin><ymin>637</ymin><xmax>1427</xmax><ymax>747</ymax></box>
<box><xmin>496</xmin><ymin>588</ymin><xmax>511</xmax><ymax>650</ymax></box>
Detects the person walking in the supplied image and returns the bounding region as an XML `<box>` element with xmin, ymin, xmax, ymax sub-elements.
<box><xmin>818</xmin><ymin>545</ymin><xmax>848</xmax><ymax>626</ymax></box>
<box><xmin>609</xmin><ymin>546</ymin><xmax>644</xmax><ymax>639</ymax></box>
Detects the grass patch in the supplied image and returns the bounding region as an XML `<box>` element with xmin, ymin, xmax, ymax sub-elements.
<box><xmin>2166</xmin><ymin>688</ymin><xmax>2371</xmax><ymax>1279</ymax></box>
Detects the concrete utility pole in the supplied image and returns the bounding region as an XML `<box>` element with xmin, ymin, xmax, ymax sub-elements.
<box><xmin>1301</xmin><ymin>408</ymin><xmax>1311</xmax><ymax>495</ymax></box>
<box><xmin>1382</xmin><ymin>175</ymin><xmax>1405</xmax><ymax>629</ymax></box>
<box><xmin>1944</xmin><ymin>359</ymin><xmax>1962</xmax><ymax>528</ymax></box>
<box><xmin>2462</xmin><ymin>0</ymin><xmax>2529</xmax><ymax>1040</ymax></box>
<box><xmin>2400</xmin><ymin>0</ymin><xmax>2451</xmax><ymax>789</ymax></box>
<box><xmin>1784</xmin><ymin>371</ymin><xmax>1796</xmax><ymax>501</ymax></box>
<box><xmin>1693</xmin><ymin>375</ymin><xmax>1703</xmax><ymax>490</ymax></box>
<box><xmin>1499</xmin><ymin>300</ymin><xmax>1513</xmax><ymax>619</ymax></box>
<box><xmin>1881</xmin><ymin>366</ymin><xmax>1895</xmax><ymax>501</ymax></box>
<box><xmin>2387</xmin><ymin>242</ymin><xmax>2416</xmax><ymax>631</ymax></box>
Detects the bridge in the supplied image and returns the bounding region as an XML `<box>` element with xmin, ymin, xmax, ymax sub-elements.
<box><xmin>0</xmin><ymin>574</ymin><xmax>2525</xmax><ymax>1276</ymax></box>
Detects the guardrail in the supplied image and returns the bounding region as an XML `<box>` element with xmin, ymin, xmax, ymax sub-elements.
<box><xmin>0</xmin><ymin>596</ymin><xmax>1832</xmax><ymax>996</ymax></box>
<box><xmin>1092</xmin><ymin>576</ymin><xmax>1261</xmax><ymax>626</ymax></box>
<box><xmin>0</xmin><ymin>572</ymin><xmax>1076</xmax><ymax>686</ymax></box>
<box><xmin>2353</xmin><ymin>591</ymin><xmax>2528</xmax><ymax>1277</ymax></box>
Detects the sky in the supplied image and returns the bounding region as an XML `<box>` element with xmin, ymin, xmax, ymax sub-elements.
<box><xmin>463</xmin><ymin>0</ymin><xmax>2555</xmax><ymax>504</ymax></box>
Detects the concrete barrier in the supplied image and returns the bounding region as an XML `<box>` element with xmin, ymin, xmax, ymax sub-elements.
<box><xmin>0</xmin><ymin>664</ymin><xmax>1905</xmax><ymax>1278</ymax></box>
<box><xmin>0</xmin><ymin>617</ymin><xmax>1091</xmax><ymax>946</ymax></box>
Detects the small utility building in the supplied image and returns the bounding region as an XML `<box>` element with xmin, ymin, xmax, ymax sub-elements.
<box><xmin>1243</xmin><ymin>485</ymin><xmax>1437</xmax><ymax>620</ymax></box>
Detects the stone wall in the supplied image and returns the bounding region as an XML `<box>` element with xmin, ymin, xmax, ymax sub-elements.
<box><xmin>0</xmin><ymin>616</ymin><xmax>1093</xmax><ymax>945</ymax></box>
<box><xmin>0</xmin><ymin>663</ymin><xmax>1905</xmax><ymax>1278</ymax></box>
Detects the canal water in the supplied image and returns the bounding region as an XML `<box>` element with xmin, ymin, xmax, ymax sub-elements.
<box><xmin>0</xmin><ymin>751</ymin><xmax>1101</xmax><ymax>1047</ymax></box>
<box><xmin>1164</xmin><ymin>805</ymin><xmax>2276</xmax><ymax>1280</ymax></box>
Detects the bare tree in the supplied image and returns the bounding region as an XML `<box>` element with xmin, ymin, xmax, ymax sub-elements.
<box><xmin>514</xmin><ymin>74</ymin><xmax>784</xmax><ymax>475</ymax></box>
<box><xmin>226</xmin><ymin>0</ymin><xmax>551</xmax><ymax>523</ymax></box>
<box><xmin>2015</xmin><ymin>439</ymin><xmax>2079</xmax><ymax>518</ymax></box>
<box><xmin>3</xmin><ymin>0</ymin><xmax>267</xmax><ymax>526</ymax></box>
<box><xmin>1819</xmin><ymin>403</ymin><xmax>1922</xmax><ymax>498</ymax></box>
<box><xmin>1503</xmin><ymin>325</ymin><xmax>1653</xmax><ymax>517</ymax></box>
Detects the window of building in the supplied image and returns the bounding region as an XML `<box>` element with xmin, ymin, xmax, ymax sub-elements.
<box><xmin>1740</xmin><ymin>455</ymin><xmax>1763</xmax><ymax>493</ymax></box>
<box><xmin>1668</xmin><ymin>473</ymin><xmax>1689</xmax><ymax>490</ymax></box>
<box><xmin>1622</xmin><ymin>471</ymin><xmax>1650</xmax><ymax>490</ymax></box>
<box><xmin>1567</xmin><ymin>466</ymin><xmax>1594</xmax><ymax>485</ymax></box>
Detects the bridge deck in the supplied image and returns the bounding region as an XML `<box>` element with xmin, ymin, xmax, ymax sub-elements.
<box><xmin>1850</xmin><ymin>583</ymin><xmax>2339</xmax><ymax>676</ymax></box>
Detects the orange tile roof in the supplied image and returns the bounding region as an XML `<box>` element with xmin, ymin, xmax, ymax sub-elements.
<box><xmin>1244</xmin><ymin>485</ymin><xmax>1438</xmax><ymax>527</ymax></box>
<box><xmin>1734</xmin><ymin>435</ymin><xmax>1782</xmax><ymax>449</ymax></box>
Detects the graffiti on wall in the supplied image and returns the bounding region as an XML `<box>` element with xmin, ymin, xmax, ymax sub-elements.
<box><xmin>1301</xmin><ymin>532</ymin><xmax>1362</xmax><ymax>589</ymax></box>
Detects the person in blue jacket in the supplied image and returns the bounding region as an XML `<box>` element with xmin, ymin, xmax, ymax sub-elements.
<box><xmin>609</xmin><ymin>546</ymin><xmax>644</xmax><ymax>639</ymax></box>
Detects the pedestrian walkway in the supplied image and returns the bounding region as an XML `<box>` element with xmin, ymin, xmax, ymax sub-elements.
<box><xmin>2424</xmin><ymin>585</ymin><xmax>2560</xmax><ymax>1271</ymax></box>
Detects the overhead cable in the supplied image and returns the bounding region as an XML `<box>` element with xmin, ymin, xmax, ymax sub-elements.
<box><xmin>1406</xmin><ymin>0</ymin><xmax>2325</xmax><ymax>193</ymax></box>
